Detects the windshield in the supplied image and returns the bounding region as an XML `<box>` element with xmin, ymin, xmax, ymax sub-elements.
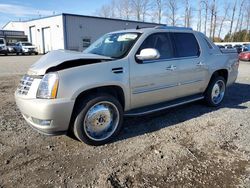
<box><xmin>22</xmin><ymin>42</ymin><xmax>33</xmax><ymax>46</ymax></box>
<box><xmin>0</xmin><ymin>39</ymin><xmax>4</xmax><ymax>45</ymax></box>
<box><xmin>84</xmin><ymin>32</ymin><xmax>140</xmax><ymax>58</ymax></box>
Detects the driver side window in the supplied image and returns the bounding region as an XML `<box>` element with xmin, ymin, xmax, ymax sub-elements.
<box><xmin>139</xmin><ymin>33</ymin><xmax>174</xmax><ymax>60</ymax></box>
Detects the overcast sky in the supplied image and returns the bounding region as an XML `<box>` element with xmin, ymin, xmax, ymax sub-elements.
<box><xmin>0</xmin><ymin>0</ymin><xmax>246</xmax><ymax>38</ymax></box>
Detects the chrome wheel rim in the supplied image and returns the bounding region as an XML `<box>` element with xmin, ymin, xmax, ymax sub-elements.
<box><xmin>211</xmin><ymin>80</ymin><xmax>225</xmax><ymax>105</ymax></box>
<box><xmin>83</xmin><ymin>101</ymin><xmax>119</xmax><ymax>141</ymax></box>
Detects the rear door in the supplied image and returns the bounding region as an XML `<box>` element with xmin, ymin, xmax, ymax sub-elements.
<box><xmin>169</xmin><ymin>32</ymin><xmax>208</xmax><ymax>98</ymax></box>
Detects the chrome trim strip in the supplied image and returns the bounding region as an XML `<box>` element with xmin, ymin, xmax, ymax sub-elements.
<box><xmin>181</xmin><ymin>79</ymin><xmax>203</xmax><ymax>86</ymax></box>
<box><xmin>125</xmin><ymin>96</ymin><xmax>204</xmax><ymax>116</ymax></box>
<box><xmin>143</xmin><ymin>55</ymin><xmax>199</xmax><ymax>64</ymax></box>
<box><xmin>132</xmin><ymin>79</ymin><xmax>203</xmax><ymax>94</ymax></box>
<box><xmin>132</xmin><ymin>83</ymin><xmax>178</xmax><ymax>94</ymax></box>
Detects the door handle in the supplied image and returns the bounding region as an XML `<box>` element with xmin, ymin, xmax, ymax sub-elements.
<box><xmin>197</xmin><ymin>62</ymin><xmax>205</xmax><ymax>66</ymax></box>
<box><xmin>166</xmin><ymin>65</ymin><xmax>177</xmax><ymax>71</ymax></box>
<box><xmin>112</xmin><ymin>67</ymin><xmax>123</xmax><ymax>74</ymax></box>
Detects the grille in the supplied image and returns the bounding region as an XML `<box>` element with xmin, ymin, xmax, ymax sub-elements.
<box><xmin>17</xmin><ymin>75</ymin><xmax>34</xmax><ymax>95</ymax></box>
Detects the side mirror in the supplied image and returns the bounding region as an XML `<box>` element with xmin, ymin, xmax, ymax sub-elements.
<box><xmin>136</xmin><ymin>48</ymin><xmax>160</xmax><ymax>61</ymax></box>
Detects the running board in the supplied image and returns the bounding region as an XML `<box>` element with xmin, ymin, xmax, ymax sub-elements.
<box><xmin>124</xmin><ymin>94</ymin><xmax>204</xmax><ymax>117</ymax></box>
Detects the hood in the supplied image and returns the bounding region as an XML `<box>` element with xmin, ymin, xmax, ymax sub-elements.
<box><xmin>28</xmin><ymin>50</ymin><xmax>112</xmax><ymax>75</ymax></box>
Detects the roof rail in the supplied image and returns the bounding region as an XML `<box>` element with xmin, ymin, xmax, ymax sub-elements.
<box><xmin>136</xmin><ymin>25</ymin><xmax>155</xmax><ymax>30</ymax></box>
<box><xmin>155</xmin><ymin>26</ymin><xmax>193</xmax><ymax>31</ymax></box>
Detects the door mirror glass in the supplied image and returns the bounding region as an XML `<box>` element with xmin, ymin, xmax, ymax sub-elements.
<box><xmin>136</xmin><ymin>48</ymin><xmax>160</xmax><ymax>61</ymax></box>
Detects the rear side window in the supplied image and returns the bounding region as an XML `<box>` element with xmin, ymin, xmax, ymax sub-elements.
<box><xmin>139</xmin><ymin>33</ymin><xmax>174</xmax><ymax>59</ymax></box>
<box><xmin>203</xmin><ymin>37</ymin><xmax>213</xmax><ymax>49</ymax></box>
<box><xmin>172</xmin><ymin>33</ymin><xmax>200</xmax><ymax>58</ymax></box>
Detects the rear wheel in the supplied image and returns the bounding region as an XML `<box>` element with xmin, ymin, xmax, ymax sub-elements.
<box><xmin>73</xmin><ymin>94</ymin><xmax>123</xmax><ymax>146</ymax></box>
<box><xmin>204</xmin><ymin>76</ymin><xmax>226</xmax><ymax>107</ymax></box>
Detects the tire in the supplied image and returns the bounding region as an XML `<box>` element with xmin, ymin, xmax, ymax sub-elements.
<box><xmin>204</xmin><ymin>76</ymin><xmax>226</xmax><ymax>107</ymax></box>
<box><xmin>73</xmin><ymin>94</ymin><xmax>123</xmax><ymax>146</ymax></box>
<box><xmin>35</xmin><ymin>52</ymin><xmax>38</xmax><ymax>55</ymax></box>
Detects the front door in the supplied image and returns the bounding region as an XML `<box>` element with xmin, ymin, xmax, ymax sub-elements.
<box><xmin>130</xmin><ymin>32</ymin><xmax>179</xmax><ymax>109</ymax></box>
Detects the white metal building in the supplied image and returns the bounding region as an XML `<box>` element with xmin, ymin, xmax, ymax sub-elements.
<box><xmin>3</xmin><ymin>13</ymin><xmax>161</xmax><ymax>54</ymax></box>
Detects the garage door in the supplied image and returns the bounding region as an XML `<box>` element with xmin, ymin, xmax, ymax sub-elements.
<box><xmin>42</xmin><ymin>27</ymin><xmax>52</xmax><ymax>54</ymax></box>
<box><xmin>30</xmin><ymin>26</ymin><xmax>37</xmax><ymax>45</ymax></box>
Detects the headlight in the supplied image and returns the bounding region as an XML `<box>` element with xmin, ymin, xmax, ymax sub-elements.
<box><xmin>37</xmin><ymin>73</ymin><xmax>59</xmax><ymax>99</ymax></box>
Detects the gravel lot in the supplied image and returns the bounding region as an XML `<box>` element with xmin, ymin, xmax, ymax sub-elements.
<box><xmin>0</xmin><ymin>56</ymin><xmax>250</xmax><ymax>187</ymax></box>
<box><xmin>0</xmin><ymin>55</ymin><xmax>41</xmax><ymax>75</ymax></box>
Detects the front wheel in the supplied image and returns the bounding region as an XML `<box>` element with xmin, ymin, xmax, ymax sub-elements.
<box><xmin>73</xmin><ymin>94</ymin><xmax>123</xmax><ymax>146</ymax></box>
<box><xmin>204</xmin><ymin>76</ymin><xmax>226</xmax><ymax>107</ymax></box>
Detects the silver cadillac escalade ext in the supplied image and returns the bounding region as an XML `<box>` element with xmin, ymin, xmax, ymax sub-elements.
<box><xmin>15</xmin><ymin>26</ymin><xmax>239</xmax><ymax>145</ymax></box>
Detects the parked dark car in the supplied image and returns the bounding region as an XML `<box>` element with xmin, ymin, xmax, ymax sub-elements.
<box><xmin>217</xmin><ymin>45</ymin><xmax>225</xmax><ymax>49</ymax></box>
<box><xmin>243</xmin><ymin>44</ymin><xmax>250</xmax><ymax>52</ymax></box>
<box><xmin>225</xmin><ymin>44</ymin><xmax>233</xmax><ymax>49</ymax></box>
<box><xmin>233</xmin><ymin>45</ymin><xmax>243</xmax><ymax>54</ymax></box>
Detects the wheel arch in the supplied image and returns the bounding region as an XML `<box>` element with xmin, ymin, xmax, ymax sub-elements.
<box><xmin>205</xmin><ymin>69</ymin><xmax>228</xmax><ymax>93</ymax></box>
<box><xmin>68</xmin><ymin>85</ymin><xmax>126</xmax><ymax>136</ymax></box>
<box><xmin>213</xmin><ymin>69</ymin><xmax>228</xmax><ymax>82</ymax></box>
<box><xmin>73</xmin><ymin>85</ymin><xmax>126</xmax><ymax>110</ymax></box>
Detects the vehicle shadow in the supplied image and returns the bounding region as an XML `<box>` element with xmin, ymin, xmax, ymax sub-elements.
<box><xmin>113</xmin><ymin>82</ymin><xmax>250</xmax><ymax>143</ymax></box>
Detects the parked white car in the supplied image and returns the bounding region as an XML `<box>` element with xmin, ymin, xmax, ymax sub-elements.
<box><xmin>0</xmin><ymin>38</ymin><xmax>8</xmax><ymax>55</ymax></box>
<box><xmin>15</xmin><ymin>42</ymin><xmax>38</xmax><ymax>55</ymax></box>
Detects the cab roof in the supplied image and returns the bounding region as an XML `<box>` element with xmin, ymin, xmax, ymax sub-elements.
<box><xmin>109</xmin><ymin>26</ymin><xmax>194</xmax><ymax>35</ymax></box>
